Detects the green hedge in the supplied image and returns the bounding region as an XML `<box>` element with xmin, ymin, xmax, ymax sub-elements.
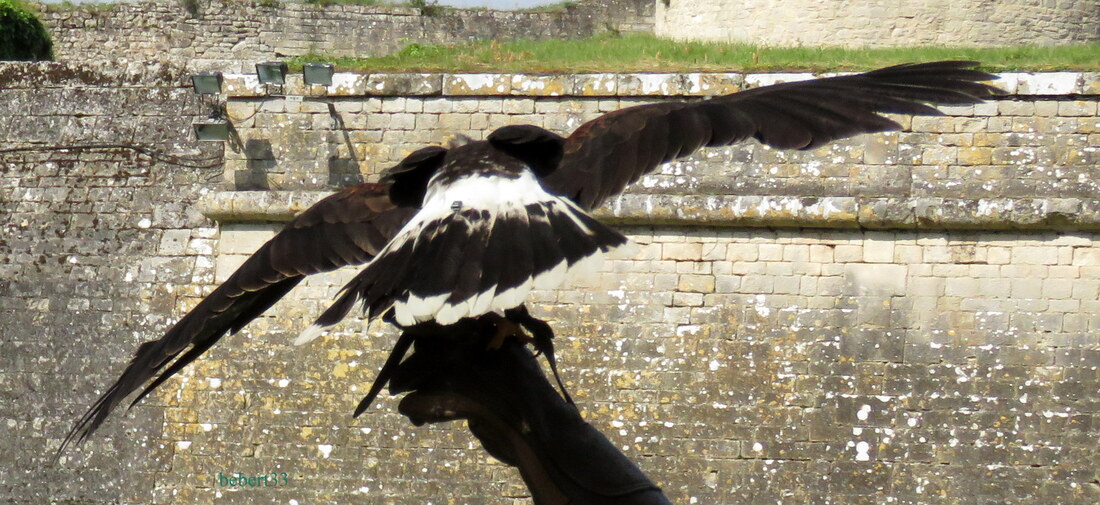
<box><xmin>0</xmin><ymin>0</ymin><xmax>53</xmax><ymax>61</ymax></box>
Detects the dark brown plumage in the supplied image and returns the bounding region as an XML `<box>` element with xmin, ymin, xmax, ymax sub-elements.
<box><xmin>61</xmin><ymin>61</ymin><xmax>1000</xmax><ymax>453</ymax></box>
<box><xmin>59</xmin><ymin>183</ymin><xmax>416</xmax><ymax>452</ymax></box>
<box><xmin>538</xmin><ymin>61</ymin><xmax>1000</xmax><ymax>210</ymax></box>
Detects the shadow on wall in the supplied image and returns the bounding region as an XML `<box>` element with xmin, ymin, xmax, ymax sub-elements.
<box><xmin>236</xmin><ymin>106</ymin><xmax>364</xmax><ymax>191</ymax></box>
<box><xmin>240</xmin><ymin>138</ymin><xmax>273</xmax><ymax>190</ymax></box>
<box><xmin>329</xmin><ymin>154</ymin><xmax>362</xmax><ymax>187</ymax></box>
<box><xmin>328</xmin><ymin>103</ymin><xmax>363</xmax><ymax>187</ymax></box>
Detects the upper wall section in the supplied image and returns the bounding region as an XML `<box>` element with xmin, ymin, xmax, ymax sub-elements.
<box><xmin>36</xmin><ymin>0</ymin><xmax>653</xmax><ymax>72</ymax></box>
<box><xmin>655</xmin><ymin>0</ymin><xmax>1100</xmax><ymax>47</ymax></box>
<box><xmin>208</xmin><ymin>70</ymin><xmax>1100</xmax><ymax>232</ymax></box>
<box><xmin>0</xmin><ymin>61</ymin><xmax>215</xmax><ymax>149</ymax></box>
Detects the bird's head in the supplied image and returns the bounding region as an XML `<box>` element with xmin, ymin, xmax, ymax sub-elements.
<box><xmin>487</xmin><ymin>125</ymin><xmax>565</xmax><ymax>178</ymax></box>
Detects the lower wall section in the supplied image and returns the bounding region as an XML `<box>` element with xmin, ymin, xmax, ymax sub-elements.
<box><xmin>144</xmin><ymin>224</ymin><xmax>1100</xmax><ymax>505</ymax></box>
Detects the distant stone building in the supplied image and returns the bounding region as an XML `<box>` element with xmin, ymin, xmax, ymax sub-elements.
<box><xmin>36</xmin><ymin>0</ymin><xmax>655</xmax><ymax>71</ymax></box>
<box><xmin>655</xmin><ymin>0</ymin><xmax>1100</xmax><ymax>47</ymax></box>
<box><xmin>36</xmin><ymin>0</ymin><xmax>1100</xmax><ymax>72</ymax></box>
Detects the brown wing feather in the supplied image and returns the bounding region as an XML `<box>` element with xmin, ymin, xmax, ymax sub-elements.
<box><xmin>541</xmin><ymin>61</ymin><xmax>1002</xmax><ymax>210</ymax></box>
<box><xmin>60</xmin><ymin>183</ymin><xmax>417</xmax><ymax>453</ymax></box>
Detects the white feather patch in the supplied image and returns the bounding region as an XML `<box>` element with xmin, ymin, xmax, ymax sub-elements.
<box><xmin>532</xmin><ymin>261</ymin><xmax>567</xmax><ymax>289</ymax></box>
<box><xmin>492</xmin><ymin>277</ymin><xmax>533</xmax><ymax>313</ymax></box>
<box><xmin>382</xmin><ymin>169</ymin><xmax>637</xmax><ymax>326</ymax></box>
<box><xmin>468</xmin><ymin>286</ymin><xmax>498</xmax><ymax>321</ymax></box>
<box><xmin>434</xmin><ymin>297</ymin><xmax>475</xmax><ymax>327</ymax></box>
<box><xmin>608</xmin><ymin>238</ymin><xmax>641</xmax><ymax>259</ymax></box>
<box><xmin>406</xmin><ymin>292</ymin><xmax>449</xmax><ymax>320</ymax></box>
<box><xmin>294</xmin><ymin>324</ymin><xmax>325</xmax><ymax>346</ymax></box>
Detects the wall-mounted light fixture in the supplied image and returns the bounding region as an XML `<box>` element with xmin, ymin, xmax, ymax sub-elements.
<box><xmin>303</xmin><ymin>62</ymin><xmax>335</xmax><ymax>87</ymax></box>
<box><xmin>191</xmin><ymin>71</ymin><xmax>228</xmax><ymax>142</ymax></box>
<box><xmin>193</xmin><ymin>119</ymin><xmax>230</xmax><ymax>142</ymax></box>
<box><xmin>256</xmin><ymin>61</ymin><xmax>289</xmax><ymax>85</ymax></box>
<box><xmin>191</xmin><ymin>72</ymin><xmax>224</xmax><ymax>95</ymax></box>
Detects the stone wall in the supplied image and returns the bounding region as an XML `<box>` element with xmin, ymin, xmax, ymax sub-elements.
<box><xmin>655</xmin><ymin>0</ymin><xmax>1100</xmax><ymax>48</ymax></box>
<box><xmin>215</xmin><ymin>69</ymin><xmax>1100</xmax><ymax>225</ymax></box>
<box><xmin>0</xmin><ymin>62</ymin><xmax>221</xmax><ymax>504</ymax></box>
<box><xmin>29</xmin><ymin>0</ymin><xmax>1100</xmax><ymax>72</ymax></box>
<box><xmin>3</xmin><ymin>64</ymin><xmax>1099</xmax><ymax>505</ymax></box>
<box><xmin>36</xmin><ymin>0</ymin><xmax>654</xmax><ymax>72</ymax></box>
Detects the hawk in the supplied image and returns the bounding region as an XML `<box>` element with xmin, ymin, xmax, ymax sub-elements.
<box><xmin>61</xmin><ymin>61</ymin><xmax>1000</xmax><ymax>452</ymax></box>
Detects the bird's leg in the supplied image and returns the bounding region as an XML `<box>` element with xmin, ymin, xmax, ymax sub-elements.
<box><xmin>504</xmin><ymin>305</ymin><xmax>574</xmax><ymax>405</ymax></box>
<box><xmin>484</xmin><ymin>312</ymin><xmax>533</xmax><ymax>349</ymax></box>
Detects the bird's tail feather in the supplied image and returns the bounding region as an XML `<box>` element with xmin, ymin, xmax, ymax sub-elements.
<box><xmin>308</xmin><ymin>195</ymin><xmax>636</xmax><ymax>331</ymax></box>
<box><xmin>294</xmin><ymin>285</ymin><xmax>361</xmax><ymax>345</ymax></box>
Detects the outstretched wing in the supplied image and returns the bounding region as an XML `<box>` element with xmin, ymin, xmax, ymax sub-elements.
<box><xmin>60</xmin><ymin>183</ymin><xmax>417</xmax><ymax>452</ymax></box>
<box><xmin>539</xmin><ymin>61</ymin><xmax>1001</xmax><ymax>210</ymax></box>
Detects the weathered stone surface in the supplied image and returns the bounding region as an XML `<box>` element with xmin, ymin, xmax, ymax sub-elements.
<box><xmin>443</xmin><ymin>73</ymin><xmax>513</xmax><ymax>96</ymax></box>
<box><xmin>684</xmin><ymin>72</ymin><xmax>744</xmax><ymax>96</ymax></box>
<box><xmin>2</xmin><ymin>63</ymin><xmax>220</xmax><ymax>505</ymax></box>
<box><xmin>655</xmin><ymin>0</ymin><xmax>1099</xmax><ymax>48</ymax></box>
<box><xmin>4</xmin><ymin>63</ymin><xmax>1099</xmax><ymax>505</ymax></box>
<box><xmin>618</xmin><ymin>73</ymin><xmax>685</xmax><ymax>96</ymax></box>
<box><xmin>365</xmin><ymin>73</ymin><xmax>443</xmax><ymax>96</ymax></box>
<box><xmin>510</xmin><ymin>74</ymin><xmax>572</xmax><ymax>96</ymax></box>
<box><xmin>38</xmin><ymin>0</ymin><xmax>656</xmax><ymax>72</ymax></box>
<box><xmin>573</xmin><ymin>73</ymin><xmax>620</xmax><ymax>96</ymax></box>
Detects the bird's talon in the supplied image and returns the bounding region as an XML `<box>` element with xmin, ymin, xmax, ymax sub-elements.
<box><xmin>486</xmin><ymin>313</ymin><xmax>532</xmax><ymax>349</ymax></box>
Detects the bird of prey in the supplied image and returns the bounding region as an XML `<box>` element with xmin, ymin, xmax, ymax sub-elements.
<box><xmin>60</xmin><ymin>61</ymin><xmax>1000</xmax><ymax>453</ymax></box>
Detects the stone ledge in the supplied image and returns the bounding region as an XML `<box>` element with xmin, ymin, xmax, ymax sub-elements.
<box><xmin>198</xmin><ymin>191</ymin><xmax>1100</xmax><ymax>231</ymax></box>
<box><xmin>0</xmin><ymin>61</ymin><xmax>190</xmax><ymax>88</ymax></box>
<box><xmin>220</xmin><ymin>71</ymin><xmax>1100</xmax><ymax>98</ymax></box>
<box><xmin>4</xmin><ymin>62</ymin><xmax>1092</xmax><ymax>97</ymax></box>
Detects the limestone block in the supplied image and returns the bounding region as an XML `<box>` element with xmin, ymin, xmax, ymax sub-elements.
<box><xmin>843</xmin><ymin>264</ymin><xmax>907</xmax><ymax>296</ymax></box>
<box><xmin>365</xmin><ymin>73</ymin><xmax>442</xmax><ymax>96</ymax></box>
<box><xmin>683</xmin><ymin>73</ymin><xmax>743</xmax><ymax>96</ymax></box>
<box><xmin>509</xmin><ymin>74</ymin><xmax>571</xmax><ymax>96</ymax></box>
<box><xmin>1058</xmin><ymin>101</ymin><xmax>1098</xmax><ymax>117</ymax></box>
<box><xmin>1014</xmin><ymin>72</ymin><xmax>1081</xmax><ymax>95</ymax></box>
<box><xmin>617</xmin><ymin>73</ymin><xmax>683</xmax><ymax>96</ymax></box>
<box><xmin>443</xmin><ymin>74</ymin><xmax>511</xmax><ymax>95</ymax></box>
<box><xmin>572</xmin><ymin>73</ymin><xmax>618</xmax><ymax>96</ymax></box>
